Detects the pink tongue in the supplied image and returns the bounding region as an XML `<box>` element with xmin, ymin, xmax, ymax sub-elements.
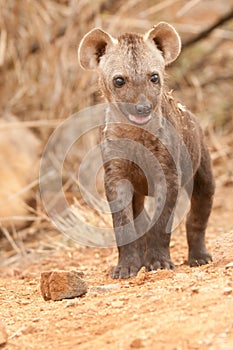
<box><xmin>128</xmin><ymin>114</ymin><xmax>151</xmax><ymax>124</ymax></box>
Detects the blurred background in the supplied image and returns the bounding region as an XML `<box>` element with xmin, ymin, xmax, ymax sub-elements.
<box><xmin>0</xmin><ymin>0</ymin><xmax>232</xmax><ymax>262</ymax></box>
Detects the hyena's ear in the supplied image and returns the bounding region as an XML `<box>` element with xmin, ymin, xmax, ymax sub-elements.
<box><xmin>78</xmin><ymin>28</ymin><xmax>117</xmax><ymax>70</ymax></box>
<box><xmin>144</xmin><ymin>22</ymin><xmax>181</xmax><ymax>65</ymax></box>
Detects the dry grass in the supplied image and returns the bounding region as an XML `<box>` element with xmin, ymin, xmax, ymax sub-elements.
<box><xmin>0</xmin><ymin>0</ymin><xmax>232</xmax><ymax>257</ymax></box>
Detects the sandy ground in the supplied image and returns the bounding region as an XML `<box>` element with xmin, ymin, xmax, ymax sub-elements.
<box><xmin>0</xmin><ymin>185</ymin><xmax>233</xmax><ymax>350</ymax></box>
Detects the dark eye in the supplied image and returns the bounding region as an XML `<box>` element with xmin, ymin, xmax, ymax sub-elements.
<box><xmin>150</xmin><ymin>73</ymin><xmax>160</xmax><ymax>84</ymax></box>
<box><xmin>113</xmin><ymin>76</ymin><xmax>126</xmax><ymax>88</ymax></box>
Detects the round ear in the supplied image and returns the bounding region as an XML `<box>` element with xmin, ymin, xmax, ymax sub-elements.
<box><xmin>78</xmin><ymin>28</ymin><xmax>117</xmax><ymax>70</ymax></box>
<box><xmin>144</xmin><ymin>22</ymin><xmax>181</xmax><ymax>65</ymax></box>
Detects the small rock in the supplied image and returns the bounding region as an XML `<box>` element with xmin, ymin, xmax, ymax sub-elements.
<box><xmin>123</xmin><ymin>282</ymin><xmax>130</xmax><ymax>288</ymax></box>
<box><xmin>223</xmin><ymin>287</ymin><xmax>232</xmax><ymax>296</ymax></box>
<box><xmin>65</xmin><ymin>300</ymin><xmax>77</xmax><ymax>308</ymax></box>
<box><xmin>40</xmin><ymin>270</ymin><xmax>88</xmax><ymax>301</ymax></box>
<box><xmin>130</xmin><ymin>338</ymin><xmax>144</xmax><ymax>348</ymax></box>
<box><xmin>225</xmin><ymin>262</ymin><xmax>233</xmax><ymax>269</ymax></box>
<box><xmin>0</xmin><ymin>321</ymin><xmax>8</xmax><ymax>346</ymax></box>
<box><xmin>32</xmin><ymin>318</ymin><xmax>40</xmax><ymax>323</ymax></box>
<box><xmin>191</xmin><ymin>286</ymin><xmax>199</xmax><ymax>294</ymax></box>
<box><xmin>135</xmin><ymin>267</ymin><xmax>147</xmax><ymax>284</ymax></box>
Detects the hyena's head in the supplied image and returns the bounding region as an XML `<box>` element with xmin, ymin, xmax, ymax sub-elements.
<box><xmin>78</xmin><ymin>22</ymin><xmax>181</xmax><ymax>125</ymax></box>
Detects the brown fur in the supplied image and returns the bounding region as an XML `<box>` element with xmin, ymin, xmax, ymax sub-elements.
<box><xmin>78</xmin><ymin>22</ymin><xmax>215</xmax><ymax>279</ymax></box>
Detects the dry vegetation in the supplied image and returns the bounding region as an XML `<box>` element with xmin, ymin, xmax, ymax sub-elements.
<box><xmin>0</xmin><ymin>0</ymin><xmax>233</xmax><ymax>257</ymax></box>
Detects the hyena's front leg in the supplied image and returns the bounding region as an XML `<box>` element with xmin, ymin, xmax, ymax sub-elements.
<box><xmin>105</xmin><ymin>179</ymin><xmax>143</xmax><ymax>279</ymax></box>
<box><xmin>143</xmin><ymin>178</ymin><xmax>178</xmax><ymax>271</ymax></box>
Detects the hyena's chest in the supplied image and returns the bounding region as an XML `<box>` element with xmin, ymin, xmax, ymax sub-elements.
<box><xmin>101</xmin><ymin>125</ymin><xmax>177</xmax><ymax>195</ymax></box>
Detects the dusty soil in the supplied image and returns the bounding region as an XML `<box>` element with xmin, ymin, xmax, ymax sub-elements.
<box><xmin>0</xmin><ymin>185</ymin><xmax>233</xmax><ymax>350</ymax></box>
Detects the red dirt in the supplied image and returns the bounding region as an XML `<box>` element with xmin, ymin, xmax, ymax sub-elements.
<box><xmin>0</xmin><ymin>185</ymin><xmax>233</xmax><ymax>350</ymax></box>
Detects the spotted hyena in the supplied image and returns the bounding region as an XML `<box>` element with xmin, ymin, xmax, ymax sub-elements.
<box><xmin>78</xmin><ymin>22</ymin><xmax>215</xmax><ymax>279</ymax></box>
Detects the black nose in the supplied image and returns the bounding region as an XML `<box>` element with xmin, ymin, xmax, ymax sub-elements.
<box><xmin>135</xmin><ymin>101</ymin><xmax>152</xmax><ymax>116</ymax></box>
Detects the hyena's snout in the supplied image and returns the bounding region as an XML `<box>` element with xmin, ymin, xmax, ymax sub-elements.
<box><xmin>135</xmin><ymin>98</ymin><xmax>152</xmax><ymax>116</ymax></box>
<box><xmin>119</xmin><ymin>97</ymin><xmax>153</xmax><ymax>125</ymax></box>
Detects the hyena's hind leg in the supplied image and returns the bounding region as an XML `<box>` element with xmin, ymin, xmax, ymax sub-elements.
<box><xmin>186</xmin><ymin>143</ymin><xmax>215</xmax><ymax>266</ymax></box>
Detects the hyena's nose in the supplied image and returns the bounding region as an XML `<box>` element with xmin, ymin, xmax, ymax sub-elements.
<box><xmin>135</xmin><ymin>100</ymin><xmax>152</xmax><ymax>116</ymax></box>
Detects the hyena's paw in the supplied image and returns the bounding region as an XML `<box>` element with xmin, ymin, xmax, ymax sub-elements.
<box><xmin>111</xmin><ymin>262</ymin><xmax>141</xmax><ymax>279</ymax></box>
<box><xmin>144</xmin><ymin>252</ymin><xmax>175</xmax><ymax>271</ymax></box>
<box><xmin>188</xmin><ymin>250</ymin><xmax>212</xmax><ymax>267</ymax></box>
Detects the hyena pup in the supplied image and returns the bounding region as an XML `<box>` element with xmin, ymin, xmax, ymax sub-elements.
<box><xmin>78</xmin><ymin>22</ymin><xmax>215</xmax><ymax>279</ymax></box>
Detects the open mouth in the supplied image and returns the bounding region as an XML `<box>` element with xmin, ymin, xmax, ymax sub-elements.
<box><xmin>127</xmin><ymin>114</ymin><xmax>152</xmax><ymax>125</ymax></box>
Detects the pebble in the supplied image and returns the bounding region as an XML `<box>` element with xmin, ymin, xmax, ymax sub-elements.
<box><xmin>65</xmin><ymin>300</ymin><xmax>77</xmax><ymax>308</ymax></box>
<box><xmin>135</xmin><ymin>267</ymin><xmax>147</xmax><ymax>284</ymax></box>
<box><xmin>223</xmin><ymin>287</ymin><xmax>232</xmax><ymax>296</ymax></box>
<box><xmin>225</xmin><ymin>262</ymin><xmax>233</xmax><ymax>269</ymax></box>
<box><xmin>130</xmin><ymin>338</ymin><xmax>144</xmax><ymax>348</ymax></box>
<box><xmin>191</xmin><ymin>286</ymin><xmax>199</xmax><ymax>294</ymax></box>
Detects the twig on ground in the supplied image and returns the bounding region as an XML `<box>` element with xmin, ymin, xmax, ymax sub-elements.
<box><xmin>0</xmin><ymin>225</ymin><xmax>21</xmax><ymax>255</ymax></box>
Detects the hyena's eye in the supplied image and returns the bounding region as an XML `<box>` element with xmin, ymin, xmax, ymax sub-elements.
<box><xmin>113</xmin><ymin>76</ymin><xmax>126</xmax><ymax>88</ymax></box>
<box><xmin>150</xmin><ymin>73</ymin><xmax>160</xmax><ymax>84</ymax></box>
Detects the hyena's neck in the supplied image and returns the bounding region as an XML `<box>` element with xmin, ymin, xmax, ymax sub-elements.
<box><xmin>102</xmin><ymin>103</ymin><xmax>163</xmax><ymax>142</ymax></box>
